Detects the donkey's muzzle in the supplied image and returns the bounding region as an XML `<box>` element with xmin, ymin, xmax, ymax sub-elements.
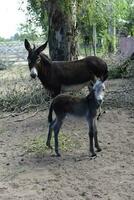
<box><xmin>30</xmin><ymin>67</ymin><xmax>38</xmax><ymax>79</ymax></box>
<box><xmin>30</xmin><ymin>73</ymin><xmax>37</xmax><ymax>79</ymax></box>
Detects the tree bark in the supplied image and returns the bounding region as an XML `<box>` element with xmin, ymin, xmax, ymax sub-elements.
<box><xmin>108</xmin><ymin>3</ymin><xmax>115</xmax><ymax>53</ymax></box>
<box><xmin>45</xmin><ymin>0</ymin><xmax>78</xmax><ymax>61</ymax></box>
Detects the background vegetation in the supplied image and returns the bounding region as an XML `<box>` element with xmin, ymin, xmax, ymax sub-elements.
<box><xmin>17</xmin><ymin>0</ymin><xmax>134</xmax><ymax>55</ymax></box>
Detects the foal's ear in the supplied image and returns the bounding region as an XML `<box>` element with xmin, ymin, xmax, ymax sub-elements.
<box><xmin>36</xmin><ymin>41</ymin><xmax>48</xmax><ymax>55</ymax></box>
<box><xmin>24</xmin><ymin>39</ymin><xmax>31</xmax><ymax>51</ymax></box>
<box><xmin>88</xmin><ymin>81</ymin><xmax>94</xmax><ymax>92</ymax></box>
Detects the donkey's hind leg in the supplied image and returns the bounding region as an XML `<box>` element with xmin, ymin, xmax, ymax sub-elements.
<box><xmin>46</xmin><ymin>119</ymin><xmax>56</xmax><ymax>149</ymax></box>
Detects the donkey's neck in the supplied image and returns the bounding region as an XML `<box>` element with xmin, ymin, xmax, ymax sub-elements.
<box><xmin>38</xmin><ymin>54</ymin><xmax>51</xmax><ymax>82</ymax></box>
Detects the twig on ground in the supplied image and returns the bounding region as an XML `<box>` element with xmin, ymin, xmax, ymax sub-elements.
<box><xmin>0</xmin><ymin>110</ymin><xmax>28</xmax><ymax>120</ymax></box>
<box><xmin>21</xmin><ymin>103</ymin><xmax>40</xmax><ymax>111</ymax></box>
<box><xmin>12</xmin><ymin>108</ymin><xmax>46</xmax><ymax>122</ymax></box>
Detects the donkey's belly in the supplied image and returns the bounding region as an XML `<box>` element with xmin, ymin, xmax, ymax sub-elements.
<box><xmin>61</xmin><ymin>81</ymin><xmax>90</xmax><ymax>92</ymax></box>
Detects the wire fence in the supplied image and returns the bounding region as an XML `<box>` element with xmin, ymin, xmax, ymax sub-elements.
<box><xmin>0</xmin><ymin>41</ymin><xmax>27</xmax><ymax>70</ymax></box>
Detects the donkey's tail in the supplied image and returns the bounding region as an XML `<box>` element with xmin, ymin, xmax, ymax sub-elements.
<box><xmin>48</xmin><ymin>102</ymin><xmax>53</xmax><ymax>123</ymax></box>
<box><xmin>103</xmin><ymin>69</ymin><xmax>108</xmax><ymax>81</ymax></box>
<box><xmin>101</xmin><ymin>62</ymin><xmax>108</xmax><ymax>82</ymax></box>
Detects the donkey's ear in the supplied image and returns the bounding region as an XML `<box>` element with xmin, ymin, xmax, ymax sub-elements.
<box><xmin>36</xmin><ymin>41</ymin><xmax>48</xmax><ymax>55</ymax></box>
<box><xmin>24</xmin><ymin>39</ymin><xmax>31</xmax><ymax>51</ymax></box>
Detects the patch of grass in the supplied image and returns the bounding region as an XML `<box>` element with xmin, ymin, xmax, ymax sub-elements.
<box><xmin>24</xmin><ymin>133</ymin><xmax>81</xmax><ymax>156</ymax></box>
<box><xmin>59</xmin><ymin>132</ymin><xmax>81</xmax><ymax>151</ymax></box>
<box><xmin>0</xmin><ymin>129</ymin><xmax>5</xmax><ymax>135</ymax></box>
<box><xmin>25</xmin><ymin>135</ymin><xmax>47</xmax><ymax>156</ymax></box>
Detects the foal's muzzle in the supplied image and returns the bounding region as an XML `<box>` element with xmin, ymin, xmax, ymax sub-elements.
<box><xmin>97</xmin><ymin>99</ymin><xmax>103</xmax><ymax>105</ymax></box>
<box><xmin>96</xmin><ymin>99</ymin><xmax>103</xmax><ymax>109</ymax></box>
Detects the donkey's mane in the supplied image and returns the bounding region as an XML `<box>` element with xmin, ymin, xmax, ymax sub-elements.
<box><xmin>40</xmin><ymin>53</ymin><xmax>52</xmax><ymax>66</ymax></box>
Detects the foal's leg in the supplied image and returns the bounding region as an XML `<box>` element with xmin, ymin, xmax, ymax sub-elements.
<box><xmin>46</xmin><ymin>119</ymin><xmax>56</xmax><ymax>149</ymax></box>
<box><xmin>87</xmin><ymin>118</ymin><xmax>96</xmax><ymax>157</ymax></box>
<box><xmin>53</xmin><ymin>118</ymin><xmax>63</xmax><ymax>157</ymax></box>
<box><xmin>97</xmin><ymin>107</ymin><xmax>102</xmax><ymax>120</ymax></box>
<box><xmin>97</xmin><ymin>105</ymin><xmax>106</xmax><ymax>120</ymax></box>
<box><xmin>93</xmin><ymin>118</ymin><xmax>101</xmax><ymax>152</ymax></box>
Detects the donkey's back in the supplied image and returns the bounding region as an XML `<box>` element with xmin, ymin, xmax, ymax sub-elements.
<box><xmin>85</xmin><ymin>56</ymin><xmax>108</xmax><ymax>81</ymax></box>
<box><xmin>52</xmin><ymin>56</ymin><xmax>108</xmax><ymax>84</ymax></box>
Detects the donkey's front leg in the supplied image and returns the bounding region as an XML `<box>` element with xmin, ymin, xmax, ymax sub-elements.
<box><xmin>93</xmin><ymin>119</ymin><xmax>102</xmax><ymax>152</ymax></box>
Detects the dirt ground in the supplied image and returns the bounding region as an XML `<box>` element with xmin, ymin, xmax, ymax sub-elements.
<box><xmin>0</xmin><ymin>78</ymin><xmax>134</xmax><ymax>200</ymax></box>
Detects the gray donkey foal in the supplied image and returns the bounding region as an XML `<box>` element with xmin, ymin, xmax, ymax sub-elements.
<box><xmin>46</xmin><ymin>80</ymin><xmax>105</xmax><ymax>157</ymax></box>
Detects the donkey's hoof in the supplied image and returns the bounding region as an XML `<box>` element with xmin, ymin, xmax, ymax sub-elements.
<box><xmin>96</xmin><ymin>148</ymin><xmax>102</xmax><ymax>152</ymax></box>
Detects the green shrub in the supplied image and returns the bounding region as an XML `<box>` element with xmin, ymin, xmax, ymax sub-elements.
<box><xmin>108</xmin><ymin>67</ymin><xmax>124</xmax><ymax>79</ymax></box>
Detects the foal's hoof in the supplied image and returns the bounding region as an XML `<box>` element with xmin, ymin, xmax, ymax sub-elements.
<box><xmin>97</xmin><ymin>116</ymin><xmax>100</xmax><ymax>120</ymax></box>
<box><xmin>46</xmin><ymin>143</ymin><xmax>53</xmax><ymax>150</ymax></box>
<box><xmin>56</xmin><ymin>153</ymin><xmax>61</xmax><ymax>157</ymax></box>
<box><xmin>90</xmin><ymin>153</ymin><xmax>97</xmax><ymax>159</ymax></box>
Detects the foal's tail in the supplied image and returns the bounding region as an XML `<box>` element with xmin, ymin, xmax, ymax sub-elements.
<box><xmin>48</xmin><ymin>102</ymin><xmax>53</xmax><ymax>123</ymax></box>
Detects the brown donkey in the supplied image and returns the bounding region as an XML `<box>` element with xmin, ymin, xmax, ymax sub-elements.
<box><xmin>24</xmin><ymin>39</ymin><xmax>108</xmax><ymax>97</ymax></box>
<box><xmin>46</xmin><ymin>80</ymin><xmax>105</xmax><ymax>157</ymax></box>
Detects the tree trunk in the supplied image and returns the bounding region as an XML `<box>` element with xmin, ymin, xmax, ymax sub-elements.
<box><xmin>113</xmin><ymin>19</ymin><xmax>116</xmax><ymax>53</ymax></box>
<box><xmin>92</xmin><ymin>23</ymin><xmax>97</xmax><ymax>56</ymax></box>
<box><xmin>45</xmin><ymin>0</ymin><xmax>78</xmax><ymax>61</ymax></box>
<box><xmin>108</xmin><ymin>3</ymin><xmax>115</xmax><ymax>53</ymax></box>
